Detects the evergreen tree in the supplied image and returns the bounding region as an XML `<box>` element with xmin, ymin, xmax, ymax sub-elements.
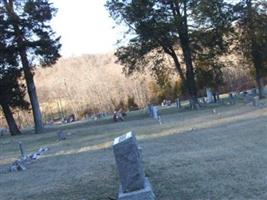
<box><xmin>1</xmin><ymin>0</ymin><xmax>61</xmax><ymax>133</ymax></box>
<box><xmin>192</xmin><ymin>0</ymin><xmax>234</xmax><ymax>95</ymax></box>
<box><xmin>0</xmin><ymin>8</ymin><xmax>24</xmax><ymax>135</ymax></box>
<box><xmin>234</xmin><ymin>0</ymin><xmax>267</xmax><ymax>98</ymax></box>
<box><xmin>0</xmin><ymin>67</ymin><xmax>29</xmax><ymax>136</ymax></box>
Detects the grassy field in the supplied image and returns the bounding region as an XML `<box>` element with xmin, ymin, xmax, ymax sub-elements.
<box><xmin>1</xmin><ymin>102</ymin><xmax>267</xmax><ymax>200</ymax></box>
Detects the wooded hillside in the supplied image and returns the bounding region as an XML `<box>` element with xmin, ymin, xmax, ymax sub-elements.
<box><xmin>34</xmin><ymin>53</ymin><xmax>153</xmax><ymax>118</ymax></box>
<box><xmin>0</xmin><ymin>52</ymin><xmax>253</xmax><ymax>128</ymax></box>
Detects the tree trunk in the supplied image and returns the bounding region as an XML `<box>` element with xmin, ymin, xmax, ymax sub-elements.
<box><xmin>256</xmin><ymin>71</ymin><xmax>264</xmax><ymax>99</ymax></box>
<box><xmin>4</xmin><ymin>0</ymin><xmax>44</xmax><ymax>133</ymax></box>
<box><xmin>179</xmin><ymin>34</ymin><xmax>199</xmax><ymax>107</ymax></box>
<box><xmin>171</xmin><ymin>1</ymin><xmax>199</xmax><ymax>108</ymax></box>
<box><xmin>1</xmin><ymin>103</ymin><xmax>21</xmax><ymax>136</ymax></box>
<box><xmin>164</xmin><ymin>41</ymin><xmax>199</xmax><ymax>108</ymax></box>
<box><xmin>169</xmin><ymin>48</ymin><xmax>186</xmax><ymax>83</ymax></box>
<box><xmin>18</xmin><ymin>45</ymin><xmax>44</xmax><ymax>133</ymax></box>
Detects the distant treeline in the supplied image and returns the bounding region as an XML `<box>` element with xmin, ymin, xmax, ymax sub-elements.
<box><xmin>0</xmin><ymin>53</ymin><xmax>254</xmax><ymax>128</ymax></box>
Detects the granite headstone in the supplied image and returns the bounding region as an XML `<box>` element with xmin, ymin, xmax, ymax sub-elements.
<box><xmin>113</xmin><ymin>132</ymin><xmax>145</xmax><ymax>192</ymax></box>
<box><xmin>113</xmin><ymin>132</ymin><xmax>155</xmax><ymax>200</ymax></box>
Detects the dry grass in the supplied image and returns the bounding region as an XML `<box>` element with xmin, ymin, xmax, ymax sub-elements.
<box><xmin>1</xmin><ymin>102</ymin><xmax>267</xmax><ymax>200</ymax></box>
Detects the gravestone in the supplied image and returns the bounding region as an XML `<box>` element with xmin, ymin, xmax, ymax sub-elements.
<box><xmin>228</xmin><ymin>93</ymin><xmax>235</xmax><ymax>105</ymax></box>
<box><xmin>176</xmin><ymin>98</ymin><xmax>181</xmax><ymax>109</ymax></box>
<box><xmin>113</xmin><ymin>132</ymin><xmax>155</xmax><ymax>200</ymax></box>
<box><xmin>247</xmin><ymin>88</ymin><xmax>257</xmax><ymax>96</ymax></box>
<box><xmin>189</xmin><ymin>99</ymin><xmax>200</xmax><ymax>110</ymax></box>
<box><xmin>10</xmin><ymin>160</ymin><xmax>26</xmax><ymax>172</ymax></box>
<box><xmin>19</xmin><ymin>142</ymin><xmax>25</xmax><ymax>158</ymax></box>
<box><xmin>0</xmin><ymin>128</ymin><xmax>8</xmax><ymax>136</ymax></box>
<box><xmin>206</xmin><ymin>88</ymin><xmax>214</xmax><ymax>103</ymax></box>
<box><xmin>152</xmin><ymin>106</ymin><xmax>158</xmax><ymax>120</ymax></box>
<box><xmin>0</xmin><ymin>129</ymin><xmax>4</xmax><ymax>136</ymax></box>
<box><xmin>201</xmin><ymin>97</ymin><xmax>207</xmax><ymax>105</ymax></box>
<box><xmin>263</xmin><ymin>86</ymin><xmax>267</xmax><ymax>96</ymax></box>
<box><xmin>243</xmin><ymin>94</ymin><xmax>254</xmax><ymax>105</ymax></box>
<box><xmin>65</xmin><ymin>114</ymin><xmax>75</xmax><ymax>123</ymax></box>
<box><xmin>147</xmin><ymin>105</ymin><xmax>153</xmax><ymax>117</ymax></box>
<box><xmin>57</xmin><ymin>130</ymin><xmax>66</xmax><ymax>140</ymax></box>
<box><xmin>158</xmin><ymin>116</ymin><xmax>162</xmax><ymax>125</ymax></box>
<box><xmin>252</xmin><ymin>96</ymin><xmax>259</xmax><ymax>107</ymax></box>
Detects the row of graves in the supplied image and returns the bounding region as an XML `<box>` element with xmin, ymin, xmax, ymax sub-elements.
<box><xmin>46</xmin><ymin>113</ymin><xmax>76</xmax><ymax>125</ymax></box>
<box><xmin>206</xmin><ymin>87</ymin><xmax>266</xmax><ymax>107</ymax></box>
<box><xmin>227</xmin><ymin>88</ymin><xmax>264</xmax><ymax>107</ymax></box>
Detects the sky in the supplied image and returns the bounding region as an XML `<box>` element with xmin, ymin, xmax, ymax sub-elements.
<box><xmin>50</xmin><ymin>0</ymin><xmax>238</xmax><ymax>58</ymax></box>
<box><xmin>50</xmin><ymin>0</ymin><xmax>123</xmax><ymax>58</ymax></box>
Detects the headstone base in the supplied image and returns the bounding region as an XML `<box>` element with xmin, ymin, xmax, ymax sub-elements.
<box><xmin>118</xmin><ymin>178</ymin><xmax>155</xmax><ymax>200</ymax></box>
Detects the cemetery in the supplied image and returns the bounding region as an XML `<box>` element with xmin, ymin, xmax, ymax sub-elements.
<box><xmin>1</xmin><ymin>98</ymin><xmax>267</xmax><ymax>199</ymax></box>
<box><xmin>0</xmin><ymin>0</ymin><xmax>266</xmax><ymax>199</ymax></box>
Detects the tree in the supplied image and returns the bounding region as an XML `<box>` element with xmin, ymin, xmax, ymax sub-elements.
<box><xmin>106</xmin><ymin>0</ymin><xmax>233</xmax><ymax>107</ymax></box>
<box><xmin>0</xmin><ymin>8</ymin><xmax>27</xmax><ymax>136</ymax></box>
<box><xmin>0</xmin><ymin>67</ymin><xmax>29</xmax><ymax>136</ymax></box>
<box><xmin>234</xmin><ymin>0</ymin><xmax>267</xmax><ymax>98</ymax></box>
<box><xmin>1</xmin><ymin>0</ymin><xmax>61</xmax><ymax>133</ymax></box>
<box><xmin>106</xmin><ymin>0</ymin><xmax>196</xmax><ymax>106</ymax></box>
<box><xmin>191</xmin><ymin>0</ymin><xmax>234</xmax><ymax>98</ymax></box>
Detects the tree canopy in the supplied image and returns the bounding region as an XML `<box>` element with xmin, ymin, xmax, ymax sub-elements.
<box><xmin>106</xmin><ymin>0</ymin><xmax>234</xmax><ymax>105</ymax></box>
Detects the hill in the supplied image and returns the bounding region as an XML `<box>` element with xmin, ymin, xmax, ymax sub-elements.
<box><xmin>34</xmin><ymin>53</ymin><xmax>154</xmax><ymax>118</ymax></box>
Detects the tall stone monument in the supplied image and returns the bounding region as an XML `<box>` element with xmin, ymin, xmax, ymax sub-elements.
<box><xmin>148</xmin><ymin>104</ymin><xmax>153</xmax><ymax>117</ymax></box>
<box><xmin>206</xmin><ymin>88</ymin><xmax>214</xmax><ymax>103</ymax></box>
<box><xmin>152</xmin><ymin>106</ymin><xmax>158</xmax><ymax>120</ymax></box>
<box><xmin>113</xmin><ymin>132</ymin><xmax>156</xmax><ymax>200</ymax></box>
<box><xmin>19</xmin><ymin>142</ymin><xmax>25</xmax><ymax>158</ymax></box>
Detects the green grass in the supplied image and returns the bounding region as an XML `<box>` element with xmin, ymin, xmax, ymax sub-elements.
<box><xmin>1</xmin><ymin>101</ymin><xmax>267</xmax><ymax>200</ymax></box>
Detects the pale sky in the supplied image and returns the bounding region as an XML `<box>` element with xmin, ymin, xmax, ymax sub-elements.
<box><xmin>50</xmin><ymin>0</ymin><xmax>238</xmax><ymax>58</ymax></box>
<box><xmin>50</xmin><ymin>0</ymin><xmax>122</xmax><ymax>57</ymax></box>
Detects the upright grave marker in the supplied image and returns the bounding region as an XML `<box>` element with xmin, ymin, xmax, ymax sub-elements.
<box><xmin>147</xmin><ymin>104</ymin><xmax>153</xmax><ymax>117</ymax></box>
<box><xmin>228</xmin><ymin>93</ymin><xmax>236</xmax><ymax>105</ymax></box>
<box><xmin>206</xmin><ymin>88</ymin><xmax>214</xmax><ymax>103</ymax></box>
<box><xmin>57</xmin><ymin>130</ymin><xmax>66</xmax><ymax>141</ymax></box>
<box><xmin>113</xmin><ymin>132</ymin><xmax>155</xmax><ymax>200</ymax></box>
<box><xmin>176</xmin><ymin>98</ymin><xmax>181</xmax><ymax>109</ymax></box>
<box><xmin>153</xmin><ymin>106</ymin><xmax>162</xmax><ymax>124</ymax></box>
<box><xmin>19</xmin><ymin>142</ymin><xmax>25</xmax><ymax>158</ymax></box>
<box><xmin>152</xmin><ymin>106</ymin><xmax>158</xmax><ymax>120</ymax></box>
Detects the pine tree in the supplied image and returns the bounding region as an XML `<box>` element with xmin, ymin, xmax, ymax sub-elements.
<box><xmin>0</xmin><ymin>67</ymin><xmax>29</xmax><ymax>136</ymax></box>
<box><xmin>192</xmin><ymin>0</ymin><xmax>234</xmax><ymax>95</ymax></box>
<box><xmin>1</xmin><ymin>0</ymin><xmax>61</xmax><ymax>133</ymax></box>
<box><xmin>234</xmin><ymin>0</ymin><xmax>267</xmax><ymax>98</ymax></box>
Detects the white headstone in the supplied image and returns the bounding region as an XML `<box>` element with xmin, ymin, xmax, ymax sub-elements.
<box><xmin>206</xmin><ymin>88</ymin><xmax>214</xmax><ymax>103</ymax></box>
<box><xmin>152</xmin><ymin>106</ymin><xmax>158</xmax><ymax>120</ymax></box>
